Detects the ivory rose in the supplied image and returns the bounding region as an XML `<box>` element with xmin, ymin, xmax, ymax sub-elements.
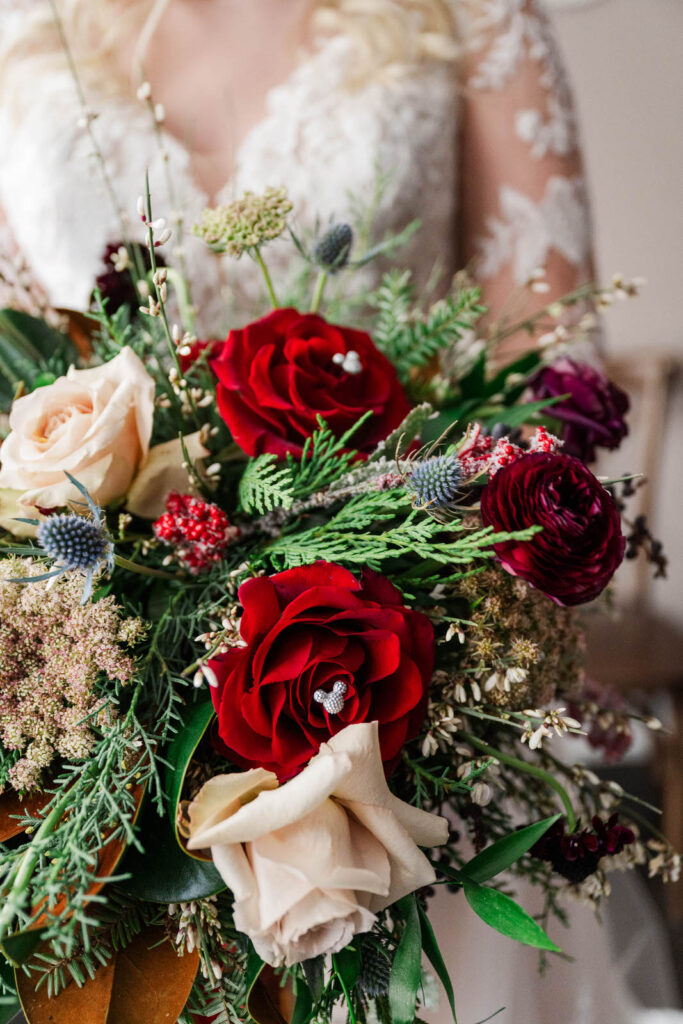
<box><xmin>185</xmin><ymin>722</ymin><xmax>448</xmax><ymax>967</ymax></box>
<box><xmin>0</xmin><ymin>348</ymin><xmax>154</xmax><ymax>510</ymax></box>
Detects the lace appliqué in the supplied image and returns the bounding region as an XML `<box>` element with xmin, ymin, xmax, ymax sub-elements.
<box><xmin>463</xmin><ymin>0</ymin><xmax>579</xmax><ymax>159</ymax></box>
<box><xmin>476</xmin><ymin>175</ymin><xmax>592</xmax><ymax>283</ymax></box>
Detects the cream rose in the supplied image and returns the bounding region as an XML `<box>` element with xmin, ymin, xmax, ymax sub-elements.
<box><xmin>185</xmin><ymin>722</ymin><xmax>448</xmax><ymax>967</ymax></box>
<box><xmin>0</xmin><ymin>347</ymin><xmax>154</xmax><ymax>510</ymax></box>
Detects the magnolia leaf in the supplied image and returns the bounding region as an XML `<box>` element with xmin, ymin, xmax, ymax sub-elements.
<box><xmin>246</xmin><ymin>950</ymin><xmax>294</xmax><ymax>1024</ymax></box>
<box><xmin>461</xmin><ymin>815</ymin><xmax>562</xmax><ymax>885</ymax></box>
<box><xmin>462</xmin><ymin>880</ymin><xmax>561</xmax><ymax>952</ymax></box>
<box><xmin>16</xmin><ymin>954</ymin><xmax>116</xmax><ymax>1023</ymax></box>
<box><xmin>389</xmin><ymin>895</ymin><xmax>423</xmax><ymax>1024</ymax></box>
<box><xmin>16</xmin><ymin>927</ymin><xmax>198</xmax><ymax>1024</ymax></box>
<box><xmin>31</xmin><ymin>780</ymin><xmax>146</xmax><ymax>930</ymax></box>
<box><xmin>0</xmin><ymin>791</ymin><xmax>52</xmax><ymax>844</ymax></box>
<box><xmin>119</xmin><ymin>702</ymin><xmax>224</xmax><ymax>902</ymax></box>
<box><xmin>106</xmin><ymin>926</ymin><xmax>199</xmax><ymax>1024</ymax></box>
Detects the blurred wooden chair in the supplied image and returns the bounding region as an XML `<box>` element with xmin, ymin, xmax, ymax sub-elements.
<box><xmin>583</xmin><ymin>350</ymin><xmax>683</xmax><ymax>923</ymax></box>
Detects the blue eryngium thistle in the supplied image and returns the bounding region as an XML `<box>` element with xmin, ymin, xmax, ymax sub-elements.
<box><xmin>37</xmin><ymin>515</ymin><xmax>110</xmax><ymax>571</ymax></box>
<box><xmin>315</xmin><ymin>223</ymin><xmax>353</xmax><ymax>272</ymax></box>
<box><xmin>409</xmin><ymin>454</ymin><xmax>463</xmax><ymax>510</ymax></box>
<box><xmin>16</xmin><ymin>472</ymin><xmax>114</xmax><ymax>603</ymax></box>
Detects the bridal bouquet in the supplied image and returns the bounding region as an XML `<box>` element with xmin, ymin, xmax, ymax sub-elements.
<box><xmin>0</xmin><ymin>185</ymin><xmax>676</xmax><ymax>1024</ymax></box>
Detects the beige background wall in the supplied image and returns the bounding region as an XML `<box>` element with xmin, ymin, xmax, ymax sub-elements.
<box><xmin>549</xmin><ymin>0</ymin><xmax>683</xmax><ymax>621</ymax></box>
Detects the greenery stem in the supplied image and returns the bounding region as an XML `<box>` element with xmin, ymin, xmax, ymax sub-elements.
<box><xmin>0</xmin><ymin>783</ymin><xmax>83</xmax><ymax>944</ymax></box>
<box><xmin>114</xmin><ymin>554</ymin><xmax>182</xmax><ymax>581</ymax></box>
<box><xmin>459</xmin><ymin>732</ymin><xmax>577</xmax><ymax>832</ymax></box>
<box><xmin>254</xmin><ymin>249</ymin><xmax>279</xmax><ymax>308</ymax></box>
<box><xmin>311</xmin><ymin>271</ymin><xmax>328</xmax><ymax>313</ymax></box>
<box><xmin>332</xmin><ymin>954</ymin><xmax>357</xmax><ymax>1024</ymax></box>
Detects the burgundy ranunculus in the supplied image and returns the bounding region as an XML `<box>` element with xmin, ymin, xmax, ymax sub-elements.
<box><xmin>208</xmin><ymin>561</ymin><xmax>433</xmax><ymax>780</ymax></box>
<box><xmin>480</xmin><ymin>452</ymin><xmax>625</xmax><ymax>607</ymax></box>
<box><xmin>210</xmin><ymin>309</ymin><xmax>410</xmax><ymax>458</ymax></box>
<box><xmin>529</xmin><ymin>357</ymin><xmax>629</xmax><ymax>462</ymax></box>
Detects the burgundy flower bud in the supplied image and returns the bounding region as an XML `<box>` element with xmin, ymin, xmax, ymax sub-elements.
<box><xmin>531</xmin><ymin>814</ymin><xmax>635</xmax><ymax>883</ymax></box>
<box><xmin>529</xmin><ymin>358</ymin><xmax>629</xmax><ymax>463</ymax></box>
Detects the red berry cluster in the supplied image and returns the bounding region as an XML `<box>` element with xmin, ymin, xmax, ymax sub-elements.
<box><xmin>153</xmin><ymin>493</ymin><xmax>239</xmax><ymax>573</ymax></box>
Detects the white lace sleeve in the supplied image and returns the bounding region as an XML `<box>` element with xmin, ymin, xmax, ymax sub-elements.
<box><xmin>455</xmin><ymin>0</ymin><xmax>595</xmax><ymax>352</ymax></box>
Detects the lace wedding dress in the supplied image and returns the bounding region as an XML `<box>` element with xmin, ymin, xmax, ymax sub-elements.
<box><xmin>0</xmin><ymin>2</ymin><xmax>679</xmax><ymax>1022</ymax></box>
<box><xmin>0</xmin><ymin>0</ymin><xmax>594</xmax><ymax>336</ymax></box>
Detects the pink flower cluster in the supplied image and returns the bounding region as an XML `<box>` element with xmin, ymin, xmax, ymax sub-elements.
<box><xmin>458</xmin><ymin>424</ymin><xmax>563</xmax><ymax>479</ymax></box>
<box><xmin>0</xmin><ymin>559</ymin><xmax>144</xmax><ymax>792</ymax></box>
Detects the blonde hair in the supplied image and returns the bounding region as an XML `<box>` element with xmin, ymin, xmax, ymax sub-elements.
<box><xmin>0</xmin><ymin>0</ymin><xmax>458</xmax><ymax>111</ymax></box>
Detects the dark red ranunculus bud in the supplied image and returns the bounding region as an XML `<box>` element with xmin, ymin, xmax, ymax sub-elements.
<box><xmin>529</xmin><ymin>357</ymin><xmax>629</xmax><ymax>463</ymax></box>
<box><xmin>480</xmin><ymin>451</ymin><xmax>625</xmax><ymax>606</ymax></box>
<box><xmin>208</xmin><ymin>561</ymin><xmax>434</xmax><ymax>780</ymax></box>
<box><xmin>210</xmin><ymin>309</ymin><xmax>410</xmax><ymax>458</ymax></box>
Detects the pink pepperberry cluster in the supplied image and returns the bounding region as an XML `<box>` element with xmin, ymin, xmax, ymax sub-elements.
<box><xmin>458</xmin><ymin>424</ymin><xmax>563</xmax><ymax>478</ymax></box>
<box><xmin>153</xmin><ymin>493</ymin><xmax>239</xmax><ymax>574</ymax></box>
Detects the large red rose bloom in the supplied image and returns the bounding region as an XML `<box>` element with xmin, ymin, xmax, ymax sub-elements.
<box><xmin>480</xmin><ymin>452</ymin><xmax>625</xmax><ymax>607</ymax></box>
<box><xmin>210</xmin><ymin>309</ymin><xmax>410</xmax><ymax>457</ymax></box>
<box><xmin>208</xmin><ymin>562</ymin><xmax>434</xmax><ymax>779</ymax></box>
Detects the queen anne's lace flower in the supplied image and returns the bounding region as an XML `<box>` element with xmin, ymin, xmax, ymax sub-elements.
<box><xmin>0</xmin><ymin>558</ymin><xmax>144</xmax><ymax>792</ymax></box>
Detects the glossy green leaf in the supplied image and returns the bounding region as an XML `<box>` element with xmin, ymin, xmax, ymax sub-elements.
<box><xmin>332</xmin><ymin>944</ymin><xmax>361</xmax><ymax>991</ymax></box>
<box><xmin>0</xmin><ymin>998</ymin><xmax>20</xmax><ymax>1024</ymax></box>
<box><xmin>0</xmin><ymin>927</ymin><xmax>44</xmax><ymax>966</ymax></box>
<box><xmin>461</xmin><ymin>814</ymin><xmax>561</xmax><ymax>885</ymax></box>
<box><xmin>462</xmin><ymin>880</ymin><xmax>560</xmax><ymax>952</ymax></box>
<box><xmin>163</xmin><ymin>701</ymin><xmax>216</xmax><ymax>825</ymax></box>
<box><xmin>418</xmin><ymin>904</ymin><xmax>457</xmax><ymax>1023</ymax></box>
<box><xmin>119</xmin><ymin>700</ymin><xmax>224</xmax><ymax>901</ymax></box>
<box><xmin>290</xmin><ymin>984</ymin><xmax>314</xmax><ymax>1024</ymax></box>
<box><xmin>389</xmin><ymin>895</ymin><xmax>423</xmax><ymax>1024</ymax></box>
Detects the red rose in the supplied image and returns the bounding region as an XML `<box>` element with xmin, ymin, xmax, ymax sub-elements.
<box><xmin>208</xmin><ymin>561</ymin><xmax>433</xmax><ymax>779</ymax></box>
<box><xmin>180</xmin><ymin>338</ymin><xmax>220</xmax><ymax>374</ymax></box>
<box><xmin>210</xmin><ymin>309</ymin><xmax>410</xmax><ymax>457</ymax></box>
<box><xmin>480</xmin><ymin>452</ymin><xmax>625</xmax><ymax>607</ymax></box>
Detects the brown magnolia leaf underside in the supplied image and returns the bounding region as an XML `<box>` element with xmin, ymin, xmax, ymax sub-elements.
<box><xmin>17</xmin><ymin>927</ymin><xmax>199</xmax><ymax>1024</ymax></box>
<box><xmin>32</xmin><ymin>781</ymin><xmax>147</xmax><ymax>928</ymax></box>
<box><xmin>0</xmin><ymin>790</ymin><xmax>52</xmax><ymax>843</ymax></box>
<box><xmin>17</xmin><ymin>955</ymin><xmax>116</xmax><ymax>1024</ymax></box>
<box><xmin>248</xmin><ymin>966</ymin><xmax>296</xmax><ymax>1024</ymax></box>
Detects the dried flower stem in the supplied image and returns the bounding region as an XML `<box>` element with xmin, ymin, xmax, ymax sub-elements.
<box><xmin>459</xmin><ymin>731</ymin><xmax>577</xmax><ymax>831</ymax></box>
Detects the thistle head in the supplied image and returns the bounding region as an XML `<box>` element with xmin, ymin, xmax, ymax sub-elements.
<box><xmin>315</xmin><ymin>223</ymin><xmax>353</xmax><ymax>272</ymax></box>
<box><xmin>37</xmin><ymin>514</ymin><xmax>111</xmax><ymax>572</ymax></box>
<box><xmin>408</xmin><ymin>454</ymin><xmax>463</xmax><ymax>510</ymax></box>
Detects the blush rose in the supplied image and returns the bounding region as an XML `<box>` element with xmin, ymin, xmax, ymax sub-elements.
<box><xmin>185</xmin><ymin>722</ymin><xmax>448</xmax><ymax>967</ymax></box>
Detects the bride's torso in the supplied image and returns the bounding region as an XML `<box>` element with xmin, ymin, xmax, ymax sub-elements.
<box><xmin>0</xmin><ymin>7</ymin><xmax>461</xmax><ymax>334</ymax></box>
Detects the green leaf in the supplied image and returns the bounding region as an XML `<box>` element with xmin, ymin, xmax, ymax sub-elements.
<box><xmin>461</xmin><ymin>815</ymin><xmax>561</xmax><ymax>885</ymax></box>
<box><xmin>332</xmin><ymin>944</ymin><xmax>361</xmax><ymax>990</ymax></box>
<box><xmin>418</xmin><ymin>903</ymin><xmax>457</xmax><ymax>1023</ymax></box>
<box><xmin>389</xmin><ymin>895</ymin><xmax>423</xmax><ymax>1024</ymax></box>
<box><xmin>301</xmin><ymin>957</ymin><xmax>324</xmax><ymax>1003</ymax></box>
<box><xmin>462</xmin><ymin>879</ymin><xmax>560</xmax><ymax>952</ymax></box>
<box><xmin>0</xmin><ymin>998</ymin><xmax>20</xmax><ymax>1024</ymax></box>
<box><xmin>163</xmin><ymin>701</ymin><xmax>216</xmax><ymax>826</ymax></box>
<box><xmin>119</xmin><ymin>701</ymin><xmax>225</xmax><ymax>901</ymax></box>
<box><xmin>290</xmin><ymin>984</ymin><xmax>314</xmax><ymax>1024</ymax></box>
<box><xmin>478</xmin><ymin>395</ymin><xmax>569</xmax><ymax>430</ymax></box>
<box><xmin>0</xmin><ymin>927</ymin><xmax>44</xmax><ymax>966</ymax></box>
